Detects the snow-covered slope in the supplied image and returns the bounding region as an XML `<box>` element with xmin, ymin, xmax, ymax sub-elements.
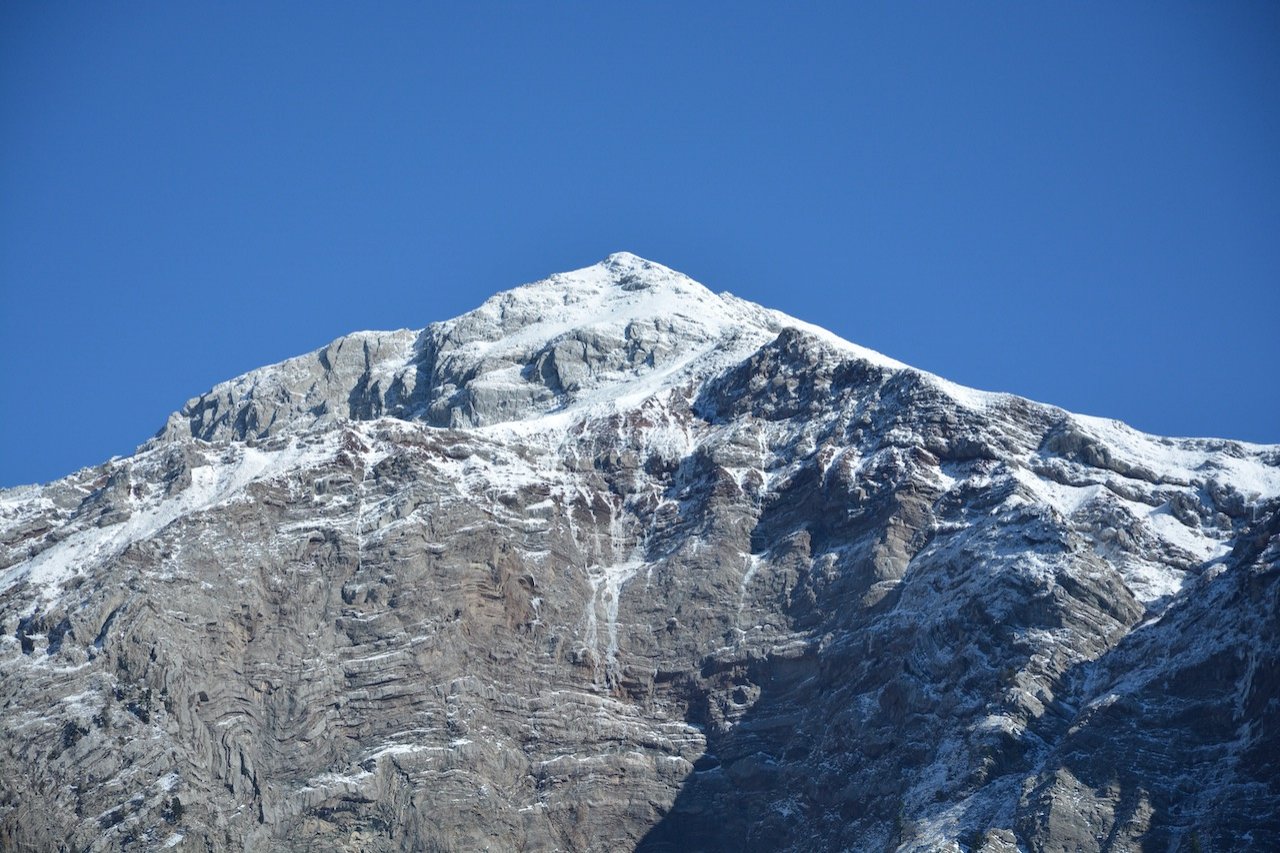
<box><xmin>2</xmin><ymin>254</ymin><xmax>1277</xmax><ymax>852</ymax></box>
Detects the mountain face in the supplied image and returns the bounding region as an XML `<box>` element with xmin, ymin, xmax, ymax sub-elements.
<box><xmin>2</xmin><ymin>253</ymin><xmax>1278</xmax><ymax>853</ymax></box>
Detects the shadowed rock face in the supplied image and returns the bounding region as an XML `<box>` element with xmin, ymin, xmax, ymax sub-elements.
<box><xmin>2</xmin><ymin>254</ymin><xmax>1278</xmax><ymax>852</ymax></box>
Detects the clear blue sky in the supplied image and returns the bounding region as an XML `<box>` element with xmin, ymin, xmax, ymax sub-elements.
<box><xmin>2</xmin><ymin>2</ymin><xmax>1278</xmax><ymax>486</ymax></box>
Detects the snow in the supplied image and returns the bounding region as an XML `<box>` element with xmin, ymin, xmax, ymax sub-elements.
<box><xmin>1010</xmin><ymin>467</ymin><xmax>1103</xmax><ymax>518</ymax></box>
<box><xmin>1144</xmin><ymin>506</ymin><xmax>1228</xmax><ymax>563</ymax></box>
<box><xmin>0</xmin><ymin>486</ymin><xmax>54</xmax><ymax>515</ymax></box>
<box><xmin>740</xmin><ymin>552</ymin><xmax>765</xmax><ymax>598</ymax></box>
<box><xmin>927</xmin><ymin>375</ymin><xmax>1008</xmax><ymax>411</ymax></box>
<box><xmin>434</xmin><ymin>258</ymin><xmax>781</xmax><ymax>434</ymax></box>
<box><xmin>1073</xmin><ymin>413</ymin><xmax>1280</xmax><ymax>498</ymax></box>
<box><xmin>453</xmin><ymin>253</ymin><xmax>765</xmax><ymax>359</ymax></box>
<box><xmin>583</xmin><ymin>556</ymin><xmax>646</xmax><ymax>684</ymax></box>
<box><xmin>0</xmin><ymin>435</ymin><xmax>338</xmax><ymax>612</ymax></box>
<box><xmin>364</xmin><ymin>742</ymin><xmax>436</xmax><ymax>762</ymax></box>
<box><xmin>1006</xmin><ymin>462</ymin><xmax>1232</xmax><ymax>604</ymax></box>
<box><xmin>719</xmin><ymin>291</ymin><xmax>910</xmax><ymax>373</ymax></box>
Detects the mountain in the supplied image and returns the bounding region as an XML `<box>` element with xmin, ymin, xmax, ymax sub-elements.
<box><xmin>2</xmin><ymin>253</ymin><xmax>1277</xmax><ymax>852</ymax></box>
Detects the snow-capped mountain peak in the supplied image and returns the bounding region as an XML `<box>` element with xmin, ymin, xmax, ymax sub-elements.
<box><xmin>4</xmin><ymin>255</ymin><xmax>1278</xmax><ymax>852</ymax></box>
<box><xmin>152</xmin><ymin>254</ymin><xmax>889</xmax><ymax>444</ymax></box>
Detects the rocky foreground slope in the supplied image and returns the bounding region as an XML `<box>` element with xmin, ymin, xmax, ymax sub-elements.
<box><xmin>2</xmin><ymin>253</ymin><xmax>1277</xmax><ymax>852</ymax></box>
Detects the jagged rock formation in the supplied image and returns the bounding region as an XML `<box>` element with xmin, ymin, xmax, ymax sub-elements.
<box><xmin>1</xmin><ymin>253</ymin><xmax>1277</xmax><ymax>852</ymax></box>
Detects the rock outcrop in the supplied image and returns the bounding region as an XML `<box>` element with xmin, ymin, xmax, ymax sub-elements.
<box><xmin>2</xmin><ymin>253</ymin><xmax>1277</xmax><ymax>851</ymax></box>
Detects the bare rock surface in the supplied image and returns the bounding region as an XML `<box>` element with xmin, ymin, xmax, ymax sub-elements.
<box><xmin>2</xmin><ymin>253</ymin><xmax>1278</xmax><ymax>851</ymax></box>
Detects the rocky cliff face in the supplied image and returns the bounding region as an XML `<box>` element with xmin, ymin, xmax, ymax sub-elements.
<box><xmin>2</xmin><ymin>253</ymin><xmax>1277</xmax><ymax>852</ymax></box>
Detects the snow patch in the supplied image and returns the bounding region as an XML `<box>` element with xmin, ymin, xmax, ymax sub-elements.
<box><xmin>0</xmin><ymin>436</ymin><xmax>337</xmax><ymax>611</ymax></box>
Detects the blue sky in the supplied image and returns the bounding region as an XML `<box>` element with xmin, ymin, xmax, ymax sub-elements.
<box><xmin>2</xmin><ymin>2</ymin><xmax>1278</xmax><ymax>486</ymax></box>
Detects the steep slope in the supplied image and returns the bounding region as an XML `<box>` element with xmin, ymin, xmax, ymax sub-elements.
<box><xmin>2</xmin><ymin>254</ymin><xmax>1277</xmax><ymax>852</ymax></box>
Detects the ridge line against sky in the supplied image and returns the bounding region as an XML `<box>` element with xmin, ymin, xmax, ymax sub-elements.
<box><xmin>2</xmin><ymin>2</ymin><xmax>1278</xmax><ymax>486</ymax></box>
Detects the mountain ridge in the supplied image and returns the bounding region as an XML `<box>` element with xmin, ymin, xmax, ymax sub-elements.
<box><xmin>148</xmin><ymin>252</ymin><xmax>1274</xmax><ymax>455</ymax></box>
<box><xmin>150</xmin><ymin>253</ymin><xmax>914</xmax><ymax>446</ymax></box>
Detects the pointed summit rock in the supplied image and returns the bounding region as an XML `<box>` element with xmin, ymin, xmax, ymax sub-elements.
<box><xmin>153</xmin><ymin>254</ymin><xmax>854</xmax><ymax>441</ymax></box>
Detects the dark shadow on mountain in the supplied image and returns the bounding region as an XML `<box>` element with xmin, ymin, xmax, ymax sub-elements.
<box><xmin>999</xmin><ymin>501</ymin><xmax>1280</xmax><ymax>853</ymax></box>
<box><xmin>636</xmin><ymin>581</ymin><xmax>910</xmax><ymax>853</ymax></box>
<box><xmin>392</xmin><ymin>329</ymin><xmax>445</xmax><ymax>425</ymax></box>
<box><xmin>638</xmin><ymin>470</ymin><xmax>1279</xmax><ymax>852</ymax></box>
<box><xmin>635</xmin><ymin>469</ymin><xmax>1036</xmax><ymax>848</ymax></box>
